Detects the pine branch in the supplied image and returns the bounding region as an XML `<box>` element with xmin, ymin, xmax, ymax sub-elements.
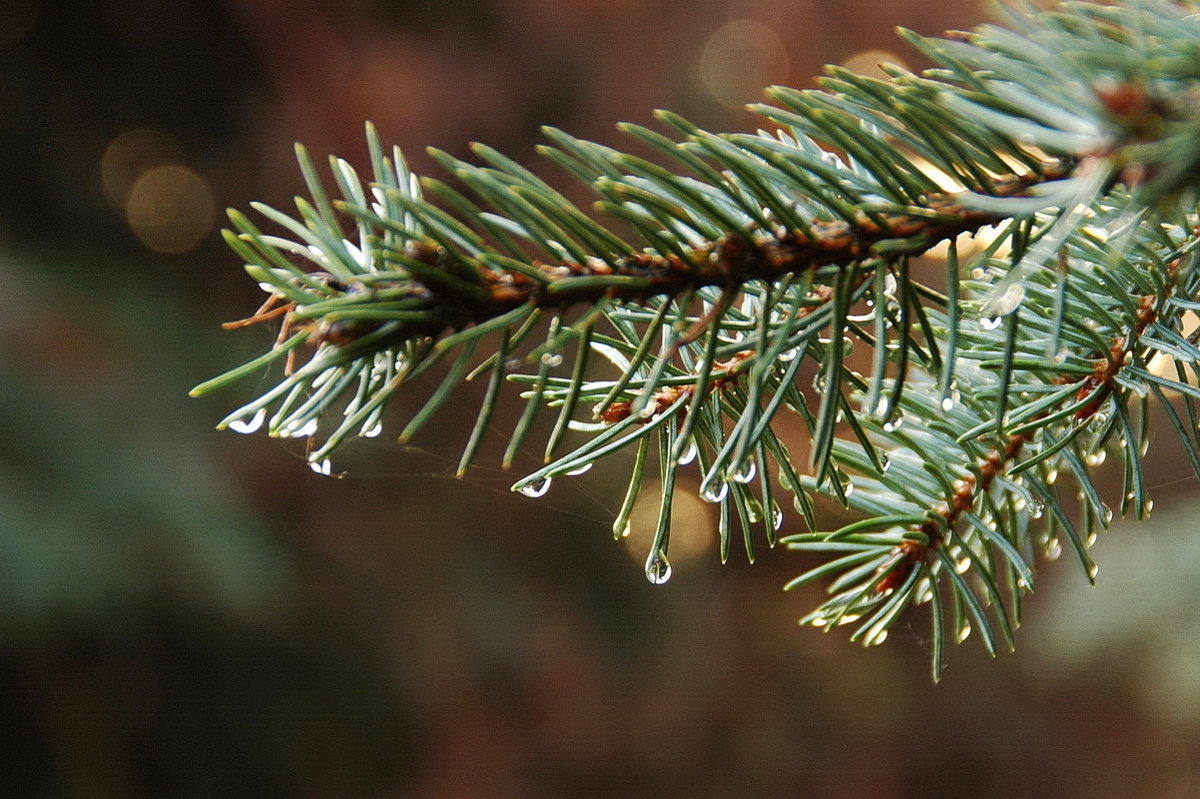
<box><xmin>195</xmin><ymin>0</ymin><xmax>1200</xmax><ymax>677</ymax></box>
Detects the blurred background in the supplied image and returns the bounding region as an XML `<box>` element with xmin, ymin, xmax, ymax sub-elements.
<box><xmin>2</xmin><ymin>0</ymin><xmax>1200</xmax><ymax>796</ymax></box>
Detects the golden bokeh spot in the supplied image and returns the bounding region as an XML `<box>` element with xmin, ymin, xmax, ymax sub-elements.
<box><xmin>839</xmin><ymin>49</ymin><xmax>909</xmax><ymax>79</ymax></box>
<box><xmin>125</xmin><ymin>165</ymin><xmax>215</xmax><ymax>254</ymax></box>
<box><xmin>698</xmin><ymin>20</ymin><xmax>789</xmax><ymax>109</ymax></box>
<box><xmin>101</xmin><ymin>128</ymin><xmax>184</xmax><ymax>209</ymax></box>
<box><xmin>622</xmin><ymin>482</ymin><xmax>715</xmax><ymax>567</ymax></box>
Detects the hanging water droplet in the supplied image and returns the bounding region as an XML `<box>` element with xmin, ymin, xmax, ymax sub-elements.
<box><xmin>1046</xmin><ymin>468</ymin><xmax>1059</xmax><ymax>485</ymax></box>
<box><xmin>700</xmin><ymin>474</ymin><xmax>729</xmax><ymax>503</ymax></box>
<box><xmin>779</xmin><ymin>347</ymin><xmax>799</xmax><ymax>362</ymax></box>
<box><xmin>229</xmin><ymin>408</ymin><xmax>267</xmax><ymax>435</ymax></box>
<box><xmin>645</xmin><ymin>554</ymin><xmax>672</xmax><ymax>585</ymax></box>
<box><xmin>1145</xmin><ymin>499</ymin><xmax>1155</xmax><ymax>513</ymax></box>
<box><xmin>676</xmin><ymin>439</ymin><xmax>699</xmax><ymax>466</ymax></box>
<box><xmin>309</xmin><ymin>458</ymin><xmax>333</xmax><ymax>476</ymax></box>
<box><xmin>882</xmin><ymin>411</ymin><xmax>904</xmax><ymax>433</ymax></box>
<box><xmin>980</xmin><ymin>315</ymin><xmax>1003</xmax><ymax>330</ymax></box>
<box><xmin>956</xmin><ymin>623</ymin><xmax>972</xmax><ymax>643</ymax></box>
<box><xmin>940</xmin><ymin>396</ymin><xmax>956</xmax><ymax>412</ymax></box>
<box><xmin>361</xmin><ymin>421</ymin><xmax>383</xmax><ymax>438</ymax></box>
<box><xmin>1086</xmin><ymin>531</ymin><xmax>1098</xmax><ymax>547</ymax></box>
<box><xmin>518</xmin><ymin>476</ymin><xmax>552</xmax><ymax>497</ymax></box>
<box><xmin>730</xmin><ymin>459</ymin><xmax>757</xmax><ymax>484</ymax></box>
<box><xmin>838</xmin><ymin>472</ymin><xmax>855</xmax><ymax>497</ymax></box>
<box><xmin>564</xmin><ymin>462</ymin><xmax>594</xmax><ymax>476</ymax></box>
<box><xmin>1087</xmin><ymin>561</ymin><xmax>1100</xmax><ymax>580</ymax></box>
<box><xmin>1045</xmin><ymin>538</ymin><xmax>1062</xmax><ymax>560</ymax></box>
<box><xmin>878</xmin><ymin>452</ymin><xmax>891</xmax><ymax>474</ymax></box>
<box><xmin>1029</xmin><ymin>500</ymin><xmax>1045</xmax><ymax>519</ymax></box>
<box><xmin>956</xmin><ymin>557</ymin><xmax>971</xmax><ymax>574</ymax></box>
<box><xmin>771</xmin><ymin>504</ymin><xmax>784</xmax><ymax>531</ymax></box>
<box><xmin>1013</xmin><ymin>497</ymin><xmax>1027</xmax><ymax>512</ymax></box>
<box><xmin>1101</xmin><ymin>503</ymin><xmax>1114</xmax><ymax>525</ymax></box>
<box><xmin>541</xmin><ymin>352</ymin><xmax>564</xmax><ymax>367</ymax></box>
<box><xmin>915</xmin><ymin>579</ymin><xmax>933</xmax><ymax>604</ymax></box>
<box><xmin>1085</xmin><ymin>449</ymin><xmax>1107</xmax><ymax>467</ymax></box>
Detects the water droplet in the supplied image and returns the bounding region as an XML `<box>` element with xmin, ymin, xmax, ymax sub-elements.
<box><xmin>229</xmin><ymin>408</ymin><xmax>266</xmax><ymax>435</ymax></box>
<box><xmin>882</xmin><ymin>411</ymin><xmax>904</xmax><ymax>433</ymax></box>
<box><xmin>1101</xmin><ymin>503</ymin><xmax>1114</xmax><ymax>525</ymax></box>
<box><xmin>700</xmin><ymin>474</ymin><xmax>729</xmax><ymax>503</ymax></box>
<box><xmin>940</xmin><ymin>396</ymin><xmax>955</xmax><ymax>412</ymax></box>
<box><xmin>878</xmin><ymin>453</ymin><xmax>891</xmax><ymax>474</ymax></box>
<box><xmin>980</xmin><ymin>315</ymin><xmax>1003</xmax><ymax>330</ymax></box>
<box><xmin>1087</xmin><ymin>561</ymin><xmax>1100</xmax><ymax>580</ymax></box>
<box><xmin>771</xmin><ymin>504</ymin><xmax>784</xmax><ymax>531</ymax></box>
<box><xmin>779</xmin><ymin>347</ymin><xmax>799</xmax><ymax>362</ymax></box>
<box><xmin>1045</xmin><ymin>538</ymin><xmax>1062</xmax><ymax>560</ymax></box>
<box><xmin>1085</xmin><ymin>449</ymin><xmax>1107</xmax><ymax>467</ymax></box>
<box><xmin>309</xmin><ymin>458</ymin><xmax>332</xmax><ymax>476</ymax></box>
<box><xmin>564</xmin><ymin>462</ymin><xmax>593</xmax><ymax>476</ymax></box>
<box><xmin>361</xmin><ymin>422</ymin><xmax>383</xmax><ymax>438</ymax></box>
<box><xmin>1046</xmin><ymin>468</ymin><xmax>1059</xmax><ymax>485</ymax></box>
<box><xmin>915</xmin><ymin>580</ymin><xmax>933</xmax><ymax>604</ymax></box>
<box><xmin>541</xmin><ymin>352</ymin><xmax>563</xmax><ymax>367</ymax></box>
<box><xmin>730</xmin><ymin>459</ymin><xmax>757</xmax><ymax>484</ymax></box>
<box><xmin>982</xmin><ymin>283</ymin><xmax>1025</xmax><ymax>317</ymax></box>
<box><xmin>518</xmin><ymin>477</ymin><xmax>552</xmax><ymax>497</ymax></box>
<box><xmin>1013</xmin><ymin>497</ymin><xmax>1027</xmax><ymax>512</ymax></box>
<box><xmin>809</xmin><ymin>616</ymin><xmax>829</xmax><ymax>628</ymax></box>
<box><xmin>1086</xmin><ymin>532</ymin><xmax>1098</xmax><ymax>547</ymax></box>
<box><xmin>1145</xmin><ymin>499</ymin><xmax>1155</xmax><ymax>513</ymax></box>
<box><xmin>956</xmin><ymin>557</ymin><xmax>971</xmax><ymax>574</ymax></box>
<box><xmin>645</xmin><ymin>554</ymin><xmax>672</xmax><ymax>585</ymax></box>
<box><xmin>1029</xmin><ymin>500</ymin><xmax>1045</xmax><ymax>519</ymax></box>
<box><xmin>676</xmin><ymin>439</ymin><xmax>699</xmax><ymax>466</ymax></box>
<box><xmin>956</xmin><ymin>623</ymin><xmax>972</xmax><ymax>643</ymax></box>
<box><xmin>837</xmin><ymin>472</ymin><xmax>855</xmax><ymax>497</ymax></box>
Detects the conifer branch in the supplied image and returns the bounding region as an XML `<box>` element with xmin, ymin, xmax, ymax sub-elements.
<box><xmin>195</xmin><ymin>0</ymin><xmax>1200</xmax><ymax>676</ymax></box>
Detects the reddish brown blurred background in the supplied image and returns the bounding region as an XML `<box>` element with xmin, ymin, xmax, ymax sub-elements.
<box><xmin>2</xmin><ymin>0</ymin><xmax>1200</xmax><ymax>796</ymax></box>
